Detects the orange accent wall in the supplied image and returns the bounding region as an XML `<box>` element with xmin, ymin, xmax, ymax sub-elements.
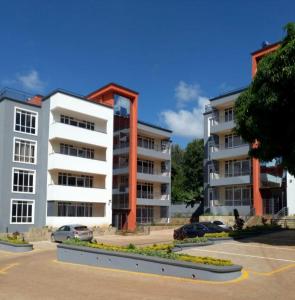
<box><xmin>87</xmin><ymin>83</ymin><xmax>138</xmax><ymax>231</ymax></box>
<box><xmin>251</xmin><ymin>43</ymin><xmax>280</xmax><ymax>215</ymax></box>
<box><xmin>27</xmin><ymin>95</ymin><xmax>43</xmax><ymax>106</ymax></box>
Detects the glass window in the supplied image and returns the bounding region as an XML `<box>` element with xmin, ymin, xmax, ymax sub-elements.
<box><xmin>14</xmin><ymin>139</ymin><xmax>37</xmax><ymax>164</ymax></box>
<box><xmin>12</xmin><ymin>169</ymin><xmax>35</xmax><ymax>193</ymax></box>
<box><xmin>11</xmin><ymin>200</ymin><xmax>34</xmax><ymax>223</ymax></box>
<box><xmin>60</xmin><ymin>115</ymin><xmax>95</xmax><ymax>131</ymax></box>
<box><xmin>15</xmin><ymin>108</ymin><xmax>37</xmax><ymax>135</ymax></box>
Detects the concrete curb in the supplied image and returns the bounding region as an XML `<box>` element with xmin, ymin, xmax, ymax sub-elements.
<box><xmin>57</xmin><ymin>244</ymin><xmax>242</xmax><ymax>281</ymax></box>
<box><xmin>0</xmin><ymin>240</ymin><xmax>33</xmax><ymax>252</ymax></box>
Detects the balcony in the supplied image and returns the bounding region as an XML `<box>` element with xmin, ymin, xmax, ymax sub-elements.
<box><xmin>137</xmin><ymin>141</ymin><xmax>170</xmax><ymax>160</ymax></box>
<box><xmin>260</xmin><ymin>173</ymin><xmax>283</xmax><ymax>188</ymax></box>
<box><xmin>48</xmin><ymin>153</ymin><xmax>108</xmax><ymax>175</ymax></box>
<box><xmin>210</xmin><ymin>117</ymin><xmax>235</xmax><ymax>134</ymax></box>
<box><xmin>137</xmin><ymin>192</ymin><xmax>170</xmax><ymax>206</ymax></box>
<box><xmin>49</xmin><ymin>122</ymin><xmax>109</xmax><ymax>148</ymax></box>
<box><xmin>210</xmin><ymin>143</ymin><xmax>249</xmax><ymax>160</ymax></box>
<box><xmin>210</xmin><ymin>173</ymin><xmax>251</xmax><ymax>187</ymax></box>
<box><xmin>137</xmin><ymin>167</ymin><xmax>170</xmax><ymax>183</ymax></box>
<box><xmin>47</xmin><ymin>185</ymin><xmax>107</xmax><ymax>203</ymax></box>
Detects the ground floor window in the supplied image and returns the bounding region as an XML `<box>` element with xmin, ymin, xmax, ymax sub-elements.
<box><xmin>225</xmin><ymin>186</ymin><xmax>251</xmax><ymax>206</ymax></box>
<box><xmin>136</xmin><ymin>206</ymin><xmax>154</xmax><ymax>224</ymax></box>
<box><xmin>11</xmin><ymin>199</ymin><xmax>34</xmax><ymax>224</ymax></box>
<box><xmin>57</xmin><ymin>202</ymin><xmax>93</xmax><ymax>217</ymax></box>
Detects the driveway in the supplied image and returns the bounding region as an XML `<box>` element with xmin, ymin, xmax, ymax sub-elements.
<box><xmin>0</xmin><ymin>231</ymin><xmax>294</xmax><ymax>300</ymax></box>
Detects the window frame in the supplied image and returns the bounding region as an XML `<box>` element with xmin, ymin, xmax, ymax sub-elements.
<box><xmin>11</xmin><ymin>167</ymin><xmax>36</xmax><ymax>194</ymax></box>
<box><xmin>10</xmin><ymin>199</ymin><xmax>35</xmax><ymax>224</ymax></box>
<box><xmin>14</xmin><ymin>107</ymin><xmax>38</xmax><ymax>136</ymax></box>
<box><xmin>12</xmin><ymin>137</ymin><xmax>37</xmax><ymax>165</ymax></box>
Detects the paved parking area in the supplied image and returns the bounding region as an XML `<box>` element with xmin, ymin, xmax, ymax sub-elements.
<box><xmin>0</xmin><ymin>231</ymin><xmax>295</xmax><ymax>300</ymax></box>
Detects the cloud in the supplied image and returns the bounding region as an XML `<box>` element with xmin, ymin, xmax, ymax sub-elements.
<box><xmin>1</xmin><ymin>70</ymin><xmax>46</xmax><ymax>93</ymax></box>
<box><xmin>161</xmin><ymin>84</ymin><xmax>208</xmax><ymax>138</ymax></box>
<box><xmin>17</xmin><ymin>70</ymin><xmax>46</xmax><ymax>92</ymax></box>
<box><xmin>175</xmin><ymin>81</ymin><xmax>201</xmax><ymax>108</ymax></box>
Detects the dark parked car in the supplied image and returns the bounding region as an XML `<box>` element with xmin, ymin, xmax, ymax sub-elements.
<box><xmin>173</xmin><ymin>223</ymin><xmax>207</xmax><ymax>240</ymax></box>
<box><xmin>173</xmin><ymin>222</ymin><xmax>230</xmax><ymax>240</ymax></box>
<box><xmin>51</xmin><ymin>224</ymin><xmax>93</xmax><ymax>242</ymax></box>
<box><xmin>199</xmin><ymin>222</ymin><xmax>230</xmax><ymax>233</ymax></box>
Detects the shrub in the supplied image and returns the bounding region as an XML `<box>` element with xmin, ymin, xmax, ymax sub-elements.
<box><xmin>63</xmin><ymin>239</ymin><xmax>233</xmax><ymax>266</ymax></box>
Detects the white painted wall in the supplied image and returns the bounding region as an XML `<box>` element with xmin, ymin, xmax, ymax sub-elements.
<box><xmin>46</xmin><ymin>92</ymin><xmax>113</xmax><ymax>226</ymax></box>
<box><xmin>287</xmin><ymin>172</ymin><xmax>295</xmax><ymax>215</ymax></box>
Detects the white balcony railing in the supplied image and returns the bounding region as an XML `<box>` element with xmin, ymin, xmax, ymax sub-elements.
<box><xmin>48</xmin><ymin>153</ymin><xmax>108</xmax><ymax>175</ymax></box>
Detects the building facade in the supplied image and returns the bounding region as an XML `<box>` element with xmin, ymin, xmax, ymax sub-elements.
<box><xmin>204</xmin><ymin>43</ymin><xmax>295</xmax><ymax>216</ymax></box>
<box><xmin>0</xmin><ymin>84</ymin><xmax>172</xmax><ymax>233</ymax></box>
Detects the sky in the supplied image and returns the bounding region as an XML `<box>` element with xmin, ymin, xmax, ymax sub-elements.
<box><xmin>0</xmin><ymin>0</ymin><xmax>294</xmax><ymax>146</ymax></box>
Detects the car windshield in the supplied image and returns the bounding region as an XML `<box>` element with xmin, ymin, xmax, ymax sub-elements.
<box><xmin>74</xmin><ymin>226</ymin><xmax>88</xmax><ymax>231</ymax></box>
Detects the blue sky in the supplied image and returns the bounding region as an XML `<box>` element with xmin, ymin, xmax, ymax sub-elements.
<box><xmin>0</xmin><ymin>0</ymin><xmax>294</xmax><ymax>146</ymax></box>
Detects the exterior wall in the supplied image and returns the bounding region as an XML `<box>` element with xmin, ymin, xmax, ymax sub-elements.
<box><xmin>43</xmin><ymin>92</ymin><xmax>114</xmax><ymax>227</ymax></box>
<box><xmin>0</xmin><ymin>99</ymin><xmax>43</xmax><ymax>232</ymax></box>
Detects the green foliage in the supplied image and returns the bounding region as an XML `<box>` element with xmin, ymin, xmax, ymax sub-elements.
<box><xmin>235</xmin><ymin>22</ymin><xmax>295</xmax><ymax>175</ymax></box>
<box><xmin>171</xmin><ymin>139</ymin><xmax>204</xmax><ymax>205</ymax></box>
<box><xmin>64</xmin><ymin>239</ymin><xmax>233</xmax><ymax>266</ymax></box>
<box><xmin>174</xmin><ymin>236</ymin><xmax>208</xmax><ymax>244</ymax></box>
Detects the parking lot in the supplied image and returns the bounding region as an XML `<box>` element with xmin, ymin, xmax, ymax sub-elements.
<box><xmin>0</xmin><ymin>230</ymin><xmax>295</xmax><ymax>300</ymax></box>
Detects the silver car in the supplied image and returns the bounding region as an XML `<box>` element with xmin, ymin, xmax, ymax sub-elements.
<box><xmin>51</xmin><ymin>224</ymin><xmax>93</xmax><ymax>242</ymax></box>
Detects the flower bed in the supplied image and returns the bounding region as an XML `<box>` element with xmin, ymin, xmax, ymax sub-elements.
<box><xmin>57</xmin><ymin>240</ymin><xmax>242</xmax><ymax>281</ymax></box>
<box><xmin>0</xmin><ymin>238</ymin><xmax>33</xmax><ymax>252</ymax></box>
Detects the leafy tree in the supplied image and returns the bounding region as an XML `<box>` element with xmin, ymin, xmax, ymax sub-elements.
<box><xmin>235</xmin><ymin>22</ymin><xmax>295</xmax><ymax>175</ymax></box>
<box><xmin>171</xmin><ymin>139</ymin><xmax>204</xmax><ymax>205</ymax></box>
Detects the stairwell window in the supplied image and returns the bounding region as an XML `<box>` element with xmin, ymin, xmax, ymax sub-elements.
<box><xmin>12</xmin><ymin>168</ymin><xmax>35</xmax><ymax>193</ymax></box>
<box><xmin>13</xmin><ymin>138</ymin><xmax>37</xmax><ymax>164</ymax></box>
<box><xmin>14</xmin><ymin>108</ymin><xmax>38</xmax><ymax>135</ymax></box>
<box><xmin>10</xmin><ymin>199</ymin><xmax>34</xmax><ymax>224</ymax></box>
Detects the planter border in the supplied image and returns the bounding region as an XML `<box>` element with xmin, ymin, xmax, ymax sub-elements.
<box><xmin>57</xmin><ymin>244</ymin><xmax>242</xmax><ymax>281</ymax></box>
<box><xmin>0</xmin><ymin>240</ymin><xmax>33</xmax><ymax>252</ymax></box>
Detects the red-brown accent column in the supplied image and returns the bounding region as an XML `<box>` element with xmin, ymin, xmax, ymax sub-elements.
<box><xmin>128</xmin><ymin>94</ymin><xmax>138</xmax><ymax>231</ymax></box>
<box><xmin>251</xmin><ymin>43</ymin><xmax>280</xmax><ymax>215</ymax></box>
<box><xmin>87</xmin><ymin>83</ymin><xmax>139</xmax><ymax>231</ymax></box>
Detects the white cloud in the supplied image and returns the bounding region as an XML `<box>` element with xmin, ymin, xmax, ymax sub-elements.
<box><xmin>161</xmin><ymin>90</ymin><xmax>208</xmax><ymax>139</ymax></box>
<box><xmin>17</xmin><ymin>70</ymin><xmax>46</xmax><ymax>92</ymax></box>
<box><xmin>175</xmin><ymin>80</ymin><xmax>201</xmax><ymax>107</ymax></box>
<box><xmin>1</xmin><ymin>70</ymin><xmax>46</xmax><ymax>92</ymax></box>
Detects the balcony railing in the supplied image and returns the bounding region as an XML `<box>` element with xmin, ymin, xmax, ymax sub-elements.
<box><xmin>49</xmin><ymin>150</ymin><xmax>106</xmax><ymax>162</ymax></box>
<box><xmin>138</xmin><ymin>140</ymin><xmax>170</xmax><ymax>152</ymax></box>
<box><xmin>51</xmin><ymin>121</ymin><xmax>107</xmax><ymax>134</ymax></box>
<box><xmin>210</xmin><ymin>142</ymin><xmax>248</xmax><ymax>152</ymax></box>
<box><xmin>137</xmin><ymin>166</ymin><xmax>169</xmax><ymax>176</ymax></box>
<box><xmin>137</xmin><ymin>192</ymin><xmax>169</xmax><ymax>200</ymax></box>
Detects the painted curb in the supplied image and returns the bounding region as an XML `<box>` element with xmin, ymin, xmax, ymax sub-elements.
<box><xmin>0</xmin><ymin>240</ymin><xmax>33</xmax><ymax>252</ymax></box>
<box><xmin>57</xmin><ymin>244</ymin><xmax>242</xmax><ymax>281</ymax></box>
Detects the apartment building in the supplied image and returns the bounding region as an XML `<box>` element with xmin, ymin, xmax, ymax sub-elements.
<box><xmin>204</xmin><ymin>42</ymin><xmax>295</xmax><ymax>216</ymax></box>
<box><xmin>0</xmin><ymin>83</ymin><xmax>172</xmax><ymax>233</ymax></box>
<box><xmin>87</xmin><ymin>84</ymin><xmax>172</xmax><ymax>230</ymax></box>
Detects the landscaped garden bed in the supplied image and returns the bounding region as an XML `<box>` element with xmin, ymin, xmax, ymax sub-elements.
<box><xmin>57</xmin><ymin>240</ymin><xmax>242</xmax><ymax>281</ymax></box>
<box><xmin>0</xmin><ymin>236</ymin><xmax>33</xmax><ymax>252</ymax></box>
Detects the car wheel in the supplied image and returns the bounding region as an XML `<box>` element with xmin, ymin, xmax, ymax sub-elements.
<box><xmin>51</xmin><ymin>234</ymin><xmax>56</xmax><ymax>243</ymax></box>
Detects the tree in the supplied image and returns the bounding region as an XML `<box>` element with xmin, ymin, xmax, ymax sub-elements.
<box><xmin>171</xmin><ymin>139</ymin><xmax>204</xmax><ymax>205</ymax></box>
<box><xmin>235</xmin><ymin>22</ymin><xmax>295</xmax><ymax>175</ymax></box>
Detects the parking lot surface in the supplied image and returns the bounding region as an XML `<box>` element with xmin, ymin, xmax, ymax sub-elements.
<box><xmin>0</xmin><ymin>230</ymin><xmax>295</xmax><ymax>300</ymax></box>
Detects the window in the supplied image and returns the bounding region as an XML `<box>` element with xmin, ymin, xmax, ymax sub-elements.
<box><xmin>60</xmin><ymin>115</ymin><xmax>95</xmax><ymax>131</ymax></box>
<box><xmin>137</xmin><ymin>159</ymin><xmax>154</xmax><ymax>174</ymax></box>
<box><xmin>15</xmin><ymin>108</ymin><xmax>37</xmax><ymax>135</ymax></box>
<box><xmin>11</xmin><ymin>200</ymin><xmax>34</xmax><ymax>224</ymax></box>
<box><xmin>225</xmin><ymin>134</ymin><xmax>245</xmax><ymax>149</ymax></box>
<box><xmin>60</xmin><ymin>143</ymin><xmax>94</xmax><ymax>159</ymax></box>
<box><xmin>14</xmin><ymin>138</ymin><xmax>37</xmax><ymax>164</ymax></box>
<box><xmin>136</xmin><ymin>206</ymin><xmax>154</xmax><ymax>224</ymax></box>
<box><xmin>58</xmin><ymin>173</ymin><xmax>93</xmax><ymax>188</ymax></box>
<box><xmin>225</xmin><ymin>186</ymin><xmax>251</xmax><ymax>206</ymax></box>
<box><xmin>12</xmin><ymin>168</ymin><xmax>35</xmax><ymax>193</ymax></box>
<box><xmin>225</xmin><ymin>160</ymin><xmax>250</xmax><ymax>177</ymax></box>
<box><xmin>57</xmin><ymin>202</ymin><xmax>93</xmax><ymax>217</ymax></box>
<box><xmin>138</xmin><ymin>135</ymin><xmax>155</xmax><ymax>150</ymax></box>
<box><xmin>137</xmin><ymin>182</ymin><xmax>153</xmax><ymax>199</ymax></box>
<box><xmin>224</xmin><ymin>107</ymin><xmax>234</xmax><ymax>122</ymax></box>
